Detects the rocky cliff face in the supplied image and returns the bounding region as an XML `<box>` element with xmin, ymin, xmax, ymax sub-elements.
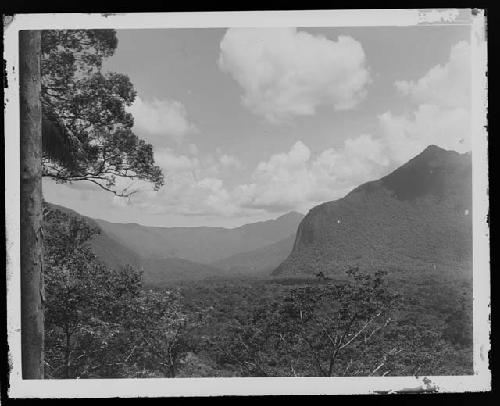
<box><xmin>274</xmin><ymin>146</ymin><xmax>472</xmax><ymax>277</ymax></box>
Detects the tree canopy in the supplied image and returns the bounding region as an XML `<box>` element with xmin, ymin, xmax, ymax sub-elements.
<box><xmin>43</xmin><ymin>204</ymin><xmax>190</xmax><ymax>378</ymax></box>
<box><xmin>41</xmin><ymin>30</ymin><xmax>164</xmax><ymax>196</ymax></box>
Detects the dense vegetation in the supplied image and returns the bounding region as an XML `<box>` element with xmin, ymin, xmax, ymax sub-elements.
<box><xmin>177</xmin><ymin>275</ymin><xmax>472</xmax><ymax>377</ymax></box>
<box><xmin>43</xmin><ymin>205</ymin><xmax>472</xmax><ymax>378</ymax></box>
<box><xmin>276</xmin><ymin>146</ymin><xmax>472</xmax><ymax>277</ymax></box>
<box><xmin>43</xmin><ymin>205</ymin><xmax>191</xmax><ymax>378</ymax></box>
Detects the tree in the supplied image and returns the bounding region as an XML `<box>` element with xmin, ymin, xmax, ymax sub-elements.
<box><xmin>203</xmin><ymin>270</ymin><xmax>400</xmax><ymax>377</ymax></box>
<box><xmin>123</xmin><ymin>289</ymin><xmax>191</xmax><ymax>378</ymax></box>
<box><xmin>42</xmin><ymin>205</ymin><xmax>196</xmax><ymax>378</ymax></box>
<box><xmin>43</xmin><ymin>204</ymin><xmax>144</xmax><ymax>378</ymax></box>
<box><xmin>20</xmin><ymin>29</ymin><xmax>165</xmax><ymax>379</ymax></box>
<box><xmin>40</xmin><ymin>30</ymin><xmax>164</xmax><ymax>196</ymax></box>
<box><xmin>274</xmin><ymin>269</ymin><xmax>400</xmax><ymax>376</ymax></box>
<box><xmin>20</xmin><ymin>30</ymin><xmax>44</xmax><ymax>379</ymax></box>
<box><xmin>205</xmin><ymin>307</ymin><xmax>276</xmax><ymax>377</ymax></box>
<box><xmin>29</xmin><ymin>30</ymin><xmax>165</xmax><ymax>378</ymax></box>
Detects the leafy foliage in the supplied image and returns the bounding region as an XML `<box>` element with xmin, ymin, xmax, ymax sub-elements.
<box><xmin>202</xmin><ymin>269</ymin><xmax>400</xmax><ymax>376</ymax></box>
<box><xmin>43</xmin><ymin>204</ymin><xmax>473</xmax><ymax>378</ymax></box>
<box><xmin>272</xmin><ymin>269</ymin><xmax>400</xmax><ymax>376</ymax></box>
<box><xmin>275</xmin><ymin>146</ymin><xmax>472</xmax><ymax>277</ymax></box>
<box><xmin>120</xmin><ymin>289</ymin><xmax>191</xmax><ymax>378</ymax></box>
<box><xmin>41</xmin><ymin>30</ymin><xmax>163</xmax><ymax>196</ymax></box>
<box><xmin>180</xmin><ymin>273</ymin><xmax>473</xmax><ymax>377</ymax></box>
<box><xmin>43</xmin><ymin>205</ymin><xmax>187</xmax><ymax>378</ymax></box>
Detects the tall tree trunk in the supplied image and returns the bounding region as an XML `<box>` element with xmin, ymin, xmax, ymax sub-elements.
<box><xmin>19</xmin><ymin>30</ymin><xmax>44</xmax><ymax>379</ymax></box>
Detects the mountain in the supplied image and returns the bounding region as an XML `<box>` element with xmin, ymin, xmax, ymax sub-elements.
<box><xmin>45</xmin><ymin>202</ymin><xmax>305</xmax><ymax>284</ymax></box>
<box><xmin>95</xmin><ymin>211</ymin><xmax>304</xmax><ymax>264</ymax></box>
<box><xmin>89</xmin><ymin>230</ymin><xmax>223</xmax><ymax>284</ymax></box>
<box><xmin>44</xmin><ymin>203</ymin><xmax>227</xmax><ymax>285</ymax></box>
<box><xmin>212</xmin><ymin>234</ymin><xmax>296</xmax><ymax>276</ymax></box>
<box><xmin>46</xmin><ymin>203</ymin><xmax>143</xmax><ymax>270</ymax></box>
<box><xmin>274</xmin><ymin>145</ymin><xmax>473</xmax><ymax>277</ymax></box>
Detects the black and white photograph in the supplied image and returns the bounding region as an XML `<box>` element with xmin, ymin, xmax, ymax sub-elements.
<box><xmin>3</xmin><ymin>9</ymin><xmax>489</xmax><ymax>397</ymax></box>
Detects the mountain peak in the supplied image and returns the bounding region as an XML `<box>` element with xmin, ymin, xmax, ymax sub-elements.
<box><xmin>378</xmin><ymin>145</ymin><xmax>471</xmax><ymax>201</ymax></box>
<box><xmin>422</xmin><ymin>144</ymin><xmax>447</xmax><ymax>154</ymax></box>
<box><xmin>413</xmin><ymin>144</ymin><xmax>462</xmax><ymax>162</ymax></box>
<box><xmin>274</xmin><ymin>146</ymin><xmax>472</xmax><ymax>277</ymax></box>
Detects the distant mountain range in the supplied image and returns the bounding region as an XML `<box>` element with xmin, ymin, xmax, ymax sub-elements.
<box><xmin>274</xmin><ymin>145</ymin><xmax>472</xmax><ymax>277</ymax></box>
<box><xmin>45</xmin><ymin>203</ymin><xmax>304</xmax><ymax>284</ymax></box>
<box><xmin>45</xmin><ymin>145</ymin><xmax>472</xmax><ymax>284</ymax></box>
<box><xmin>94</xmin><ymin>211</ymin><xmax>303</xmax><ymax>264</ymax></box>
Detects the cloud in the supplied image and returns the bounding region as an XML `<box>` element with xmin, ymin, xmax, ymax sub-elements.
<box><xmin>127</xmin><ymin>96</ymin><xmax>197</xmax><ymax>143</ymax></box>
<box><xmin>395</xmin><ymin>41</ymin><xmax>470</xmax><ymax>109</ymax></box>
<box><xmin>219</xmin><ymin>153</ymin><xmax>243</xmax><ymax>170</ymax></box>
<box><xmin>122</xmin><ymin>137</ymin><xmax>389</xmax><ymax>217</ymax></box>
<box><xmin>121</xmin><ymin>146</ymin><xmax>246</xmax><ymax>217</ymax></box>
<box><xmin>234</xmin><ymin>137</ymin><xmax>389</xmax><ymax>212</ymax></box>
<box><xmin>51</xmin><ymin>136</ymin><xmax>390</xmax><ymax>218</ymax></box>
<box><xmin>154</xmin><ymin>148</ymin><xmax>200</xmax><ymax>173</ymax></box>
<box><xmin>218</xmin><ymin>28</ymin><xmax>370</xmax><ymax>123</ymax></box>
<box><xmin>379</xmin><ymin>41</ymin><xmax>471</xmax><ymax>163</ymax></box>
<box><xmin>133</xmin><ymin>174</ymin><xmax>241</xmax><ymax>218</ymax></box>
<box><xmin>378</xmin><ymin>105</ymin><xmax>470</xmax><ymax>164</ymax></box>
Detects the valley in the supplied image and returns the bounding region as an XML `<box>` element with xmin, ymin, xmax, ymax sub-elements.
<box><xmin>42</xmin><ymin>145</ymin><xmax>474</xmax><ymax>378</ymax></box>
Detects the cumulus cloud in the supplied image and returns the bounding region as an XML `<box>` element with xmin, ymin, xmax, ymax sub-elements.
<box><xmin>234</xmin><ymin>137</ymin><xmax>389</xmax><ymax>212</ymax></box>
<box><xmin>395</xmin><ymin>41</ymin><xmax>470</xmax><ymax>109</ymax></box>
<box><xmin>119</xmin><ymin>146</ymin><xmax>246</xmax><ymax>217</ymax></box>
<box><xmin>218</xmin><ymin>28</ymin><xmax>370</xmax><ymax>123</ymax></box>
<box><xmin>379</xmin><ymin>41</ymin><xmax>471</xmax><ymax>163</ymax></box>
<box><xmin>134</xmin><ymin>174</ymin><xmax>241</xmax><ymax>218</ymax></box>
<box><xmin>119</xmin><ymin>135</ymin><xmax>389</xmax><ymax>217</ymax></box>
<box><xmin>127</xmin><ymin>96</ymin><xmax>197</xmax><ymax>143</ymax></box>
<box><xmin>378</xmin><ymin>105</ymin><xmax>470</xmax><ymax>163</ymax></box>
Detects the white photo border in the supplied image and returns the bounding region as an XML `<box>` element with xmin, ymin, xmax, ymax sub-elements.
<box><xmin>4</xmin><ymin>9</ymin><xmax>490</xmax><ymax>397</ymax></box>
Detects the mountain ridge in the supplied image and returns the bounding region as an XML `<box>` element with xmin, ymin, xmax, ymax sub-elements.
<box><xmin>43</xmin><ymin>202</ymin><xmax>305</xmax><ymax>284</ymax></box>
<box><xmin>274</xmin><ymin>145</ymin><xmax>472</xmax><ymax>277</ymax></box>
<box><xmin>94</xmin><ymin>210</ymin><xmax>304</xmax><ymax>231</ymax></box>
<box><xmin>95</xmin><ymin>210</ymin><xmax>304</xmax><ymax>264</ymax></box>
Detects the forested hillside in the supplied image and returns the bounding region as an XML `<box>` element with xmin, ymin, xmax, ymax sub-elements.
<box><xmin>275</xmin><ymin>146</ymin><xmax>472</xmax><ymax>277</ymax></box>
<box><xmin>42</xmin><ymin>145</ymin><xmax>473</xmax><ymax>378</ymax></box>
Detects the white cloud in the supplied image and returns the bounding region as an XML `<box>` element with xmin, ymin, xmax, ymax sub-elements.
<box><xmin>133</xmin><ymin>172</ymin><xmax>241</xmax><ymax>217</ymax></box>
<box><xmin>127</xmin><ymin>96</ymin><xmax>197</xmax><ymax>143</ymax></box>
<box><xmin>218</xmin><ymin>28</ymin><xmax>370</xmax><ymax>123</ymax></box>
<box><xmin>379</xmin><ymin>41</ymin><xmax>471</xmax><ymax>163</ymax></box>
<box><xmin>395</xmin><ymin>41</ymin><xmax>470</xmax><ymax>109</ymax></box>
<box><xmin>378</xmin><ymin>105</ymin><xmax>470</xmax><ymax>164</ymax></box>
<box><xmin>219</xmin><ymin>153</ymin><xmax>243</xmax><ymax>170</ymax></box>
<box><xmin>120</xmin><ymin>145</ymin><xmax>247</xmax><ymax>217</ymax></box>
<box><xmin>154</xmin><ymin>148</ymin><xmax>199</xmax><ymax>173</ymax></box>
<box><xmin>120</xmin><ymin>136</ymin><xmax>389</xmax><ymax>217</ymax></box>
<box><xmin>234</xmin><ymin>137</ymin><xmax>389</xmax><ymax>212</ymax></box>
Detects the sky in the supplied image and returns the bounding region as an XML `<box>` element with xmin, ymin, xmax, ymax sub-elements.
<box><xmin>43</xmin><ymin>22</ymin><xmax>474</xmax><ymax>228</ymax></box>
